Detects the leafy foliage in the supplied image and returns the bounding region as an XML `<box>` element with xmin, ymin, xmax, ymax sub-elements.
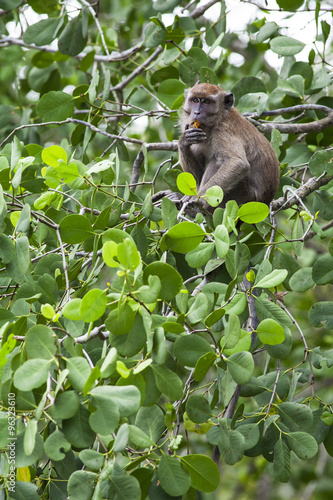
<box><xmin>1</xmin><ymin>1</ymin><xmax>333</xmax><ymax>499</ymax></box>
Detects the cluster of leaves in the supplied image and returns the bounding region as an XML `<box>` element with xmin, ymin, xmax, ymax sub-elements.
<box><xmin>0</xmin><ymin>0</ymin><xmax>333</xmax><ymax>499</ymax></box>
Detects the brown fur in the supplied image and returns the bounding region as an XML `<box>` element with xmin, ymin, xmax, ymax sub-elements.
<box><xmin>178</xmin><ymin>83</ymin><xmax>280</xmax><ymax>207</ymax></box>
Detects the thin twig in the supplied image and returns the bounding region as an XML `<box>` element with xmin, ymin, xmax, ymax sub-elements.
<box><xmin>266</xmin><ymin>361</ymin><xmax>280</xmax><ymax>414</ymax></box>
<box><xmin>277</xmin><ymin>299</ymin><xmax>315</xmax><ymax>398</ymax></box>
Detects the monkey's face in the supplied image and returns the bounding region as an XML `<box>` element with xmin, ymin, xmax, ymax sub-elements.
<box><xmin>184</xmin><ymin>93</ymin><xmax>219</xmax><ymax>127</ymax></box>
<box><xmin>183</xmin><ymin>85</ymin><xmax>234</xmax><ymax>128</ymax></box>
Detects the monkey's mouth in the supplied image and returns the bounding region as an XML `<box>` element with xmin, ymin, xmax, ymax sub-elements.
<box><xmin>190</xmin><ymin>121</ymin><xmax>201</xmax><ymax>128</ymax></box>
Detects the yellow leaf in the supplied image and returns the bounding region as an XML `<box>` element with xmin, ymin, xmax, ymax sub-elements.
<box><xmin>17</xmin><ymin>467</ymin><xmax>31</xmax><ymax>482</ymax></box>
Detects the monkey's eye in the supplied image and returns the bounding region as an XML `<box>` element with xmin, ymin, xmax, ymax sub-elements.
<box><xmin>192</xmin><ymin>97</ymin><xmax>200</xmax><ymax>103</ymax></box>
<box><xmin>202</xmin><ymin>99</ymin><xmax>211</xmax><ymax>104</ymax></box>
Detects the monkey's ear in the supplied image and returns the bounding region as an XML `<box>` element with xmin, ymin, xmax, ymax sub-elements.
<box><xmin>224</xmin><ymin>92</ymin><xmax>234</xmax><ymax>110</ymax></box>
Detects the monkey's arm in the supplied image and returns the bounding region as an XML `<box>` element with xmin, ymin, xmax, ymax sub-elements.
<box><xmin>178</xmin><ymin>128</ymin><xmax>207</xmax><ymax>183</ymax></box>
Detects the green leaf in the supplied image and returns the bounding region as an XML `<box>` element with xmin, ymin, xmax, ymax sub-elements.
<box><xmin>128</xmin><ymin>425</ymin><xmax>154</xmax><ymax>448</ymax></box>
<box><xmin>214</xmin><ymin>420</ymin><xmax>245</xmax><ymax>465</ymax></box>
<box><xmin>270</xmin><ymin>36</ymin><xmax>305</xmax><ymax>56</ymax></box>
<box><xmin>23</xmin><ymin>17</ymin><xmax>61</xmax><ymax>45</ymax></box>
<box><xmin>105</xmin><ymin>303</ymin><xmax>135</xmax><ymax>335</ymax></box>
<box><xmin>59</xmin><ymin>214</ymin><xmax>93</xmax><ymax>244</ymax></box>
<box><xmin>187</xmin><ymin>293</ymin><xmax>209</xmax><ymax>324</ymax></box>
<box><xmin>312</xmin><ymin>254</ymin><xmax>333</xmax><ymax>285</ymax></box>
<box><xmin>181</xmin><ymin>454</ymin><xmax>220</xmax><ymax>493</ymax></box>
<box><xmin>80</xmin><ymin>289</ymin><xmax>107</xmax><ymax>323</ymax></box>
<box><xmin>237</xmin><ymin>93</ymin><xmax>268</xmax><ymax>115</ymax></box>
<box><xmin>62</xmin><ymin>405</ymin><xmax>95</xmax><ymax>449</ymax></box>
<box><xmin>37</xmin><ymin>91</ymin><xmax>75</xmax><ymax>121</ymax></box>
<box><xmin>144</xmin><ymin>22</ymin><xmax>166</xmax><ymax>48</ymax></box>
<box><xmin>161</xmin><ymin>197</ymin><xmax>178</xmax><ymax>229</ymax></box>
<box><xmin>226</xmin><ymin>351</ymin><xmax>254</xmax><ymax>384</ymax></box>
<box><xmin>49</xmin><ymin>391</ymin><xmax>80</xmax><ymax>420</ymax></box>
<box><xmin>58</xmin><ymin>15</ymin><xmax>88</xmax><ymax>56</ymax></box>
<box><xmin>15</xmin><ymin>432</ymin><xmax>44</xmax><ymax>468</ymax></box>
<box><xmin>158</xmin><ymin>455</ymin><xmax>191</xmax><ymax>496</ymax></box>
<box><xmin>238</xmin><ymin>202</ymin><xmax>270</xmax><ymax>223</ymax></box>
<box><xmin>224</xmin><ymin>330</ymin><xmax>252</xmax><ymax>356</ymax></box>
<box><xmin>102</xmin><ymin>240</ymin><xmax>119</xmax><ymax>267</ymax></box>
<box><xmin>79</xmin><ymin>449</ymin><xmax>105</xmax><ymax>471</ymax></box>
<box><xmin>25</xmin><ymin>324</ymin><xmax>57</xmax><ymax>360</ymax></box>
<box><xmin>256</xmin><ymin>296</ymin><xmax>292</xmax><ymax>327</ymax></box>
<box><xmin>113</xmin><ymin>424</ymin><xmax>129</xmax><ymax>452</ymax></box>
<box><xmin>44</xmin><ymin>429</ymin><xmax>71</xmax><ymax>461</ymax></box>
<box><xmin>4</xmin><ymin>481</ymin><xmax>39</xmax><ymax>499</ymax></box>
<box><xmin>185</xmin><ymin>242</ymin><xmax>214</xmax><ymax>268</ymax></box>
<box><xmin>89</xmin><ymin>391</ymin><xmax>120</xmax><ymax>435</ymax></box>
<box><xmin>236</xmin><ymin>423</ymin><xmax>260</xmax><ymax>450</ymax></box>
<box><xmin>13</xmin><ymin>358</ymin><xmax>53</xmax><ymax>391</ymax></box>
<box><xmin>177</xmin><ymin>172</ymin><xmax>198</xmax><ymax>196</ymax></box>
<box><xmin>63</xmin><ymin>298</ymin><xmax>84</xmax><ymax>321</ymax></box>
<box><xmin>0</xmin><ymin>234</ymin><xmax>15</xmax><ymax>264</ymax></box>
<box><xmin>164</xmin><ymin>222</ymin><xmax>206</xmax><ymax>253</ymax></box>
<box><xmin>214</xmin><ymin>224</ymin><xmax>230</xmax><ymax>258</ymax></box>
<box><xmin>221</xmin><ymin>314</ymin><xmax>241</xmax><ymax>350</ymax></box>
<box><xmin>287</xmin><ymin>431</ymin><xmax>318</xmax><ymax>460</ymax></box>
<box><xmin>276</xmin><ymin>0</ymin><xmax>305</xmax><ymax>10</ymax></box>
<box><xmin>117</xmin><ymin>238</ymin><xmax>141</xmax><ymax>271</ymax></box>
<box><xmin>174</xmin><ymin>335</ymin><xmax>214</xmax><ymax>367</ymax></box>
<box><xmin>289</xmin><ymin>267</ymin><xmax>314</xmax><ymax>292</ymax></box>
<box><xmin>309</xmin><ymin>301</ymin><xmax>333</xmax><ymax>329</ymax></box>
<box><xmin>157</xmin><ymin>79</ymin><xmax>186</xmax><ymax>108</ymax></box>
<box><xmin>265</xmin><ymin>327</ymin><xmax>293</xmax><ymax>359</ymax></box>
<box><xmin>256</xmin><ymin>319</ymin><xmax>285</xmax><ymax>345</ymax></box>
<box><xmin>90</xmin><ymin>385</ymin><xmax>141</xmax><ymax>417</ymax></box>
<box><xmin>255</xmin><ymin>269</ymin><xmax>288</xmax><ymax>288</ymax></box>
<box><xmin>153</xmin><ymin>0</ymin><xmax>182</xmax><ymax>13</ymax></box>
<box><xmin>135</xmin><ymin>405</ymin><xmax>165</xmax><ymax>442</ymax></box>
<box><xmin>143</xmin><ymin>262</ymin><xmax>183</xmax><ymax>301</ymax></box>
<box><xmin>66</xmin><ymin>356</ymin><xmax>91</xmax><ymax>392</ymax></box>
<box><xmin>108</xmin><ymin>470</ymin><xmax>141</xmax><ymax>500</ymax></box>
<box><xmin>68</xmin><ymin>471</ymin><xmax>97</xmax><ymax>500</ymax></box>
<box><xmin>273</xmin><ymin>438</ymin><xmax>290</xmax><ymax>482</ymax></box>
<box><xmin>186</xmin><ymin>395</ymin><xmax>211</xmax><ymax>423</ymax></box>
<box><xmin>24</xmin><ymin>418</ymin><xmax>37</xmax><ymax>456</ymax></box>
<box><xmin>150</xmin><ymin>364</ymin><xmax>183</xmax><ymax>401</ymax></box>
<box><xmin>277</xmin><ymin>402</ymin><xmax>313</xmax><ymax>432</ymax></box>
<box><xmin>42</xmin><ymin>145</ymin><xmax>68</xmax><ymax>167</ymax></box>
<box><xmin>100</xmin><ymin>347</ymin><xmax>117</xmax><ymax>378</ymax></box>
<box><xmin>109</xmin><ymin>313</ymin><xmax>146</xmax><ymax>357</ymax></box>
<box><xmin>193</xmin><ymin>352</ymin><xmax>217</xmax><ymax>382</ymax></box>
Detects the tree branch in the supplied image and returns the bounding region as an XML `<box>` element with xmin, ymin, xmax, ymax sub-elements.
<box><xmin>111</xmin><ymin>46</ymin><xmax>164</xmax><ymax>92</ymax></box>
<box><xmin>0</xmin><ymin>35</ymin><xmax>143</xmax><ymax>62</ymax></box>
<box><xmin>271</xmin><ymin>174</ymin><xmax>333</xmax><ymax>212</ymax></box>
<box><xmin>190</xmin><ymin>0</ymin><xmax>221</xmax><ymax>19</ymax></box>
<box><xmin>246</xmin><ymin>104</ymin><xmax>333</xmax><ymax>134</ymax></box>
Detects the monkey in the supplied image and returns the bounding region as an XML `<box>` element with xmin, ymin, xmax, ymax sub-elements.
<box><xmin>178</xmin><ymin>83</ymin><xmax>280</xmax><ymax>209</ymax></box>
<box><xmin>178</xmin><ymin>84</ymin><xmax>280</xmax><ymax>464</ymax></box>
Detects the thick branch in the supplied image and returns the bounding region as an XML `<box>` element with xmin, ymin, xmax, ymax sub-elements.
<box><xmin>246</xmin><ymin>104</ymin><xmax>333</xmax><ymax>134</ymax></box>
<box><xmin>271</xmin><ymin>174</ymin><xmax>333</xmax><ymax>212</ymax></box>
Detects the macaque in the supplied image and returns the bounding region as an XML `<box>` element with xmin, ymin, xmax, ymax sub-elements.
<box><xmin>178</xmin><ymin>83</ymin><xmax>280</xmax><ymax>208</ymax></box>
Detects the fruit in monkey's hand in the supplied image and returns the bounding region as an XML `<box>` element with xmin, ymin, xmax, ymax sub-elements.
<box><xmin>190</xmin><ymin>121</ymin><xmax>201</xmax><ymax>128</ymax></box>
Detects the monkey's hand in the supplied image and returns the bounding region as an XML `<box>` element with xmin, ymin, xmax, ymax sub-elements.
<box><xmin>182</xmin><ymin>126</ymin><xmax>207</xmax><ymax>146</ymax></box>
